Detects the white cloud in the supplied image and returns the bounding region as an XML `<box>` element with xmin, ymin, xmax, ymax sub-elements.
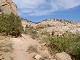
<box><xmin>13</xmin><ymin>0</ymin><xmax>80</xmax><ymax>16</ymax></box>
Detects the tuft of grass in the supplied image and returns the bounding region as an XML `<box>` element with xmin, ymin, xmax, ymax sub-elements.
<box><xmin>27</xmin><ymin>46</ymin><xmax>38</xmax><ymax>53</ymax></box>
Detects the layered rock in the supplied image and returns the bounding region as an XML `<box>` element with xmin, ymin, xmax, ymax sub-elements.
<box><xmin>0</xmin><ymin>0</ymin><xmax>17</xmax><ymax>15</ymax></box>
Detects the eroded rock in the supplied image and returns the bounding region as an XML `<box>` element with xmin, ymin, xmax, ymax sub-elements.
<box><xmin>55</xmin><ymin>52</ymin><xmax>72</xmax><ymax>60</ymax></box>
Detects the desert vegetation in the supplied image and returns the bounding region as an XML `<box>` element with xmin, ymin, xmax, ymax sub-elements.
<box><xmin>0</xmin><ymin>13</ymin><xmax>23</xmax><ymax>37</ymax></box>
<box><xmin>24</xmin><ymin>25</ymin><xmax>80</xmax><ymax>60</ymax></box>
<box><xmin>46</xmin><ymin>32</ymin><xmax>80</xmax><ymax>60</ymax></box>
<box><xmin>24</xmin><ymin>26</ymin><xmax>38</xmax><ymax>39</ymax></box>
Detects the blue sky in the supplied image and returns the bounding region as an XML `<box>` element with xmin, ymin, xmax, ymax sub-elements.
<box><xmin>13</xmin><ymin>0</ymin><xmax>80</xmax><ymax>22</ymax></box>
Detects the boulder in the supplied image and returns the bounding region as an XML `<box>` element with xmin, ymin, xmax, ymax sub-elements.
<box><xmin>55</xmin><ymin>52</ymin><xmax>72</xmax><ymax>60</ymax></box>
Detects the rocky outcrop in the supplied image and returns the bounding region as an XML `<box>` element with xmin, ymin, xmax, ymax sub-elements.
<box><xmin>0</xmin><ymin>0</ymin><xmax>17</xmax><ymax>15</ymax></box>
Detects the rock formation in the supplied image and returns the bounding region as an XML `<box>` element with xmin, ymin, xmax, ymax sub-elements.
<box><xmin>22</xmin><ymin>19</ymin><xmax>80</xmax><ymax>35</ymax></box>
<box><xmin>0</xmin><ymin>0</ymin><xmax>17</xmax><ymax>15</ymax></box>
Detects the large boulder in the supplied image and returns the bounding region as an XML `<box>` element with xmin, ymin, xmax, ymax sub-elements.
<box><xmin>0</xmin><ymin>0</ymin><xmax>17</xmax><ymax>15</ymax></box>
<box><xmin>55</xmin><ymin>52</ymin><xmax>72</xmax><ymax>60</ymax></box>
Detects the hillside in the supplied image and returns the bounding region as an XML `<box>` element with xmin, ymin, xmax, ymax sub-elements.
<box><xmin>0</xmin><ymin>17</ymin><xmax>80</xmax><ymax>60</ymax></box>
<box><xmin>0</xmin><ymin>0</ymin><xmax>80</xmax><ymax>60</ymax></box>
<box><xmin>0</xmin><ymin>34</ymin><xmax>73</xmax><ymax>60</ymax></box>
<box><xmin>22</xmin><ymin>19</ymin><xmax>80</xmax><ymax>35</ymax></box>
<box><xmin>21</xmin><ymin>19</ymin><xmax>80</xmax><ymax>60</ymax></box>
<box><xmin>0</xmin><ymin>15</ymin><xmax>80</xmax><ymax>60</ymax></box>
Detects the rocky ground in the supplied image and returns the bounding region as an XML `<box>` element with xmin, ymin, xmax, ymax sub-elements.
<box><xmin>0</xmin><ymin>36</ymin><xmax>12</xmax><ymax>60</ymax></box>
<box><xmin>0</xmin><ymin>34</ymin><xmax>72</xmax><ymax>60</ymax></box>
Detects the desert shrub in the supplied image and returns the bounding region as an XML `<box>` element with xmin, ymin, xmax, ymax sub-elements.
<box><xmin>25</xmin><ymin>26</ymin><xmax>38</xmax><ymax>39</ymax></box>
<box><xmin>38</xmin><ymin>31</ymin><xmax>50</xmax><ymax>42</ymax></box>
<box><xmin>0</xmin><ymin>13</ymin><xmax>23</xmax><ymax>37</ymax></box>
<box><xmin>48</xmin><ymin>33</ymin><xmax>80</xmax><ymax>60</ymax></box>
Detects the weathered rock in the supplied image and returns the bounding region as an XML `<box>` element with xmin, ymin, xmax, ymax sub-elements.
<box><xmin>55</xmin><ymin>52</ymin><xmax>72</xmax><ymax>60</ymax></box>
<box><xmin>0</xmin><ymin>0</ymin><xmax>17</xmax><ymax>15</ymax></box>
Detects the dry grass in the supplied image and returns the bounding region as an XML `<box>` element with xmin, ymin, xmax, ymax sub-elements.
<box><xmin>27</xmin><ymin>45</ymin><xmax>38</xmax><ymax>53</ymax></box>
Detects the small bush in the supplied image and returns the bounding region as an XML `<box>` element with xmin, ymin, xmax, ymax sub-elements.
<box><xmin>48</xmin><ymin>33</ymin><xmax>80</xmax><ymax>60</ymax></box>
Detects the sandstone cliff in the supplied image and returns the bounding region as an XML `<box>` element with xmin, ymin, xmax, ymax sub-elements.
<box><xmin>0</xmin><ymin>0</ymin><xmax>17</xmax><ymax>15</ymax></box>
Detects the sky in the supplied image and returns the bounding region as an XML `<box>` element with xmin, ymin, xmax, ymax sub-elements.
<box><xmin>13</xmin><ymin>0</ymin><xmax>80</xmax><ymax>22</ymax></box>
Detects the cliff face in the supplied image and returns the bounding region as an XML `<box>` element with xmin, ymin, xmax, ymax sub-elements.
<box><xmin>0</xmin><ymin>0</ymin><xmax>17</xmax><ymax>15</ymax></box>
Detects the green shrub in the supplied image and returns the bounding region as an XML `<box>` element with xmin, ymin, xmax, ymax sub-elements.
<box><xmin>0</xmin><ymin>13</ymin><xmax>23</xmax><ymax>37</ymax></box>
<box><xmin>48</xmin><ymin>33</ymin><xmax>80</xmax><ymax>60</ymax></box>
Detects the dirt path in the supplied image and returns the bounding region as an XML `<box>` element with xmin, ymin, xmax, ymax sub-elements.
<box><xmin>11</xmin><ymin>34</ymin><xmax>39</xmax><ymax>60</ymax></box>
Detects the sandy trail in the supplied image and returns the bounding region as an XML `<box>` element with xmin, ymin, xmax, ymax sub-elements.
<box><xmin>11</xmin><ymin>34</ymin><xmax>38</xmax><ymax>60</ymax></box>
